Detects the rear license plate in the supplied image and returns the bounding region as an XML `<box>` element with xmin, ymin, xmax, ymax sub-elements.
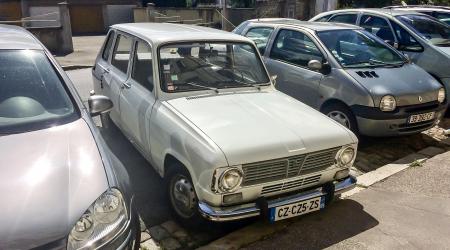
<box><xmin>269</xmin><ymin>197</ymin><xmax>325</xmax><ymax>222</ymax></box>
<box><xmin>408</xmin><ymin>112</ymin><xmax>435</xmax><ymax>124</ymax></box>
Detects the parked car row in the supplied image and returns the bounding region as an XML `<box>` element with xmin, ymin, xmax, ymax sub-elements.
<box><xmin>1</xmin><ymin>6</ymin><xmax>449</xmax><ymax>249</ymax></box>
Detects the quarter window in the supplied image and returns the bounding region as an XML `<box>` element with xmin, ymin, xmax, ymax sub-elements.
<box><xmin>361</xmin><ymin>15</ymin><xmax>395</xmax><ymax>42</ymax></box>
<box><xmin>131</xmin><ymin>41</ymin><xmax>154</xmax><ymax>91</ymax></box>
<box><xmin>329</xmin><ymin>14</ymin><xmax>358</xmax><ymax>24</ymax></box>
<box><xmin>270</xmin><ymin>29</ymin><xmax>324</xmax><ymax>68</ymax></box>
<box><xmin>245</xmin><ymin>27</ymin><xmax>274</xmax><ymax>54</ymax></box>
<box><xmin>111</xmin><ymin>34</ymin><xmax>132</xmax><ymax>74</ymax></box>
<box><xmin>102</xmin><ymin>31</ymin><xmax>115</xmax><ymax>61</ymax></box>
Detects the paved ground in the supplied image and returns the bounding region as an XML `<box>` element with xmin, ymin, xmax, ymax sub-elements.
<box><xmin>55</xmin><ymin>36</ymin><xmax>105</xmax><ymax>68</ymax></box>
<box><xmin>66</xmin><ymin>68</ymin><xmax>450</xmax><ymax>249</ymax></box>
<box><xmin>243</xmin><ymin>150</ymin><xmax>450</xmax><ymax>250</ymax></box>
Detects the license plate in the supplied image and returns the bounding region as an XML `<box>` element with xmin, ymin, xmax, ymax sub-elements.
<box><xmin>408</xmin><ymin>112</ymin><xmax>435</xmax><ymax>124</ymax></box>
<box><xmin>269</xmin><ymin>197</ymin><xmax>325</xmax><ymax>222</ymax></box>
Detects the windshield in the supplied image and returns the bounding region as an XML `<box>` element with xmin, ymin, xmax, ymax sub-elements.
<box><xmin>397</xmin><ymin>14</ymin><xmax>450</xmax><ymax>46</ymax></box>
<box><xmin>317</xmin><ymin>29</ymin><xmax>405</xmax><ymax>68</ymax></box>
<box><xmin>0</xmin><ymin>50</ymin><xmax>78</xmax><ymax>134</ymax></box>
<box><xmin>159</xmin><ymin>42</ymin><xmax>270</xmax><ymax>93</ymax></box>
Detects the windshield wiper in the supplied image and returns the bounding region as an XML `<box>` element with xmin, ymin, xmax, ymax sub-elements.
<box><xmin>184</xmin><ymin>82</ymin><xmax>219</xmax><ymax>93</ymax></box>
<box><xmin>221</xmin><ymin>79</ymin><xmax>263</xmax><ymax>91</ymax></box>
<box><xmin>346</xmin><ymin>59</ymin><xmax>404</xmax><ymax>68</ymax></box>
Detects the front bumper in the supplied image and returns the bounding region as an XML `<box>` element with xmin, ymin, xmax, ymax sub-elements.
<box><xmin>351</xmin><ymin>101</ymin><xmax>446</xmax><ymax>136</ymax></box>
<box><xmin>198</xmin><ymin>176</ymin><xmax>356</xmax><ymax>222</ymax></box>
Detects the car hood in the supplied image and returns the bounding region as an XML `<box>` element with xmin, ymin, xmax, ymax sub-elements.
<box><xmin>166</xmin><ymin>90</ymin><xmax>355</xmax><ymax>166</ymax></box>
<box><xmin>0</xmin><ymin>119</ymin><xmax>108</xmax><ymax>250</ymax></box>
<box><xmin>346</xmin><ymin>64</ymin><xmax>442</xmax><ymax>106</ymax></box>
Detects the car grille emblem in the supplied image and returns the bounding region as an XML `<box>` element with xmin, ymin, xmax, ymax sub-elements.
<box><xmin>418</xmin><ymin>96</ymin><xmax>423</xmax><ymax>103</ymax></box>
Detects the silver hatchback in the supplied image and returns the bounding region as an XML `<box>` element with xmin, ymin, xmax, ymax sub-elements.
<box><xmin>234</xmin><ymin>19</ymin><xmax>447</xmax><ymax>137</ymax></box>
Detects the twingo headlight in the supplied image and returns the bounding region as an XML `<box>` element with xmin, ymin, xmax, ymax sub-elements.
<box><xmin>219</xmin><ymin>168</ymin><xmax>243</xmax><ymax>192</ymax></box>
<box><xmin>438</xmin><ymin>88</ymin><xmax>446</xmax><ymax>103</ymax></box>
<box><xmin>338</xmin><ymin>147</ymin><xmax>355</xmax><ymax>167</ymax></box>
<box><xmin>68</xmin><ymin>188</ymin><xmax>127</xmax><ymax>250</ymax></box>
<box><xmin>380</xmin><ymin>95</ymin><xmax>396</xmax><ymax>112</ymax></box>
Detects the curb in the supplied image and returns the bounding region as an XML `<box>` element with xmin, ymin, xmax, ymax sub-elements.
<box><xmin>199</xmin><ymin>146</ymin><xmax>447</xmax><ymax>250</ymax></box>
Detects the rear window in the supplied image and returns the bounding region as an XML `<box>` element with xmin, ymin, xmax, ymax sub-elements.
<box><xmin>0</xmin><ymin>50</ymin><xmax>78</xmax><ymax>134</ymax></box>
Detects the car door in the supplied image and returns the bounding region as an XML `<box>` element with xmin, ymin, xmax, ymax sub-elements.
<box><xmin>92</xmin><ymin>30</ymin><xmax>115</xmax><ymax>97</ymax></box>
<box><xmin>119</xmin><ymin>39</ymin><xmax>156</xmax><ymax>155</ymax></box>
<box><xmin>108</xmin><ymin>33</ymin><xmax>133</xmax><ymax>124</ymax></box>
<box><xmin>265</xmin><ymin>28</ymin><xmax>325</xmax><ymax>108</ymax></box>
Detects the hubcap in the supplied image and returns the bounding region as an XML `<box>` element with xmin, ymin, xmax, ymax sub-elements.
<box><xmin>327</xmin><ymin>111</ymin><xmax>351</xmax><ymax>129</ymax></box>
<box><xmin>170</xmin><ymin>174</ymin><xmax>197</xmax><ymax>218</ymax></box>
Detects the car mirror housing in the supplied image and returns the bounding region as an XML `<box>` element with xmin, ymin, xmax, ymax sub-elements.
<box><xmin>88</xmin><ymin>95</ymin><xmax>113</xmax><ymax>117</ymax></box>
<box><xmin>308</xmin><ymin>60</ymin><xmax>323</xmax><ymax>71</ymax></box>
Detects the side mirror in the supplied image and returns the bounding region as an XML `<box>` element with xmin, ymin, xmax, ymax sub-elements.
<box><xmin>308</xmin><ymin>60</ymin><xmax>322</xmax><ymax>71</ymax></box>
<box><xmin>271</xmin><ymin>75</ymin><xmax>278</xmax><ymax>86</ymax></box>
<box><xmin>385</xmin><ymin>40</ymin><xmax>399</xmax><ymax>49</ymax></box>
<box><xmin>88</xmin><ymin>95</ymin><xmax>113</xmax><ymax>117</ymax></box>
<box><xmin>403</xmin><ymin>53</ymin><xmax>412</xmax><ymax>63</ymax></box>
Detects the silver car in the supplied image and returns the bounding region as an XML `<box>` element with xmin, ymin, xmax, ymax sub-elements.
<box><xmin>310</xmin><ymin>9</ymin><xmax>450</xmax><ymax>105</ymax></box>
<box><xmin>234</xmin><ymin>19</ymin><xmax>447</xmax><ymax>137</ymax></box>
<box><xmin>383</xmin><ymin>5</ymin><xmax>450</xmax><ymax>25</ymax></box>
<box><xmin>0</xmin><ymin>25</ymin><xmax>139</xmax><ymax>249</ymax></box>
<box><xmin>92</xmin><ymin>23</ymin><xmax>357</xmax><ymax>224</ymax></box>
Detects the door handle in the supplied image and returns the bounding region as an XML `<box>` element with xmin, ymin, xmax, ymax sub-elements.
<box><xmin>122</xmin><ymin>82</ymin><xmax>131</xmax><ymax>89</ymax></box>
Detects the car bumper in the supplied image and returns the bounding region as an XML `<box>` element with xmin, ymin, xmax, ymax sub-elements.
<box><xmin>351</xmin><ymin>102</ymin><xmax>446</xmax><ymax>136</ymax></box>
<box><xmin>198</xmin><ymin>175</ymin><xmax>356</xmax><ymax>222</ymax></box>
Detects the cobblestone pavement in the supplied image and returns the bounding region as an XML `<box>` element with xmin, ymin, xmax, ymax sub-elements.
<box><xmin>65</xmin><ymin>69</ymin><xmax>450</xmax><ymax>250</ymax></box>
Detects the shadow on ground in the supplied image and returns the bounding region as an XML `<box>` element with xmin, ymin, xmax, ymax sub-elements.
<box><xmin>242</xmin><ymin>199</ymin><xmax>379</xmax><ymax>250</ymax></box>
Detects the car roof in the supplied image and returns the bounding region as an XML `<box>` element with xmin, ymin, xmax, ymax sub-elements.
<box><xmin>315</xmin><ymin>8</ymin><xmax>425</xmax><ymax>17</ymax></box>
<box><xmin>246</xmin><ymin>18</ymin><xmax>361</xmax><ymax>31</ymax></box>
<box><xmin>384</xmin><ymin>5</ymin><xmax>450</xmax><ymax>11</ymax></box>
<box><xmin>0</xmin><ymin>24</ymin><xmax>42</xmax><ymax>50</ymax></box>
<box><xmin>111</xmin><ymin>23</ymin><xmax>251</xmax><ymax>45</ymax></box>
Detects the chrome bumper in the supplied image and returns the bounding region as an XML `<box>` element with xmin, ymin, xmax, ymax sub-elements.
<box><xmin>198</xmin><ymin>176</ymin><xmax>357</xmax><ymax>222</ymax></box>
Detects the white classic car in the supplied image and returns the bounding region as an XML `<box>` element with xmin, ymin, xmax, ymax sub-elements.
<box><xmin>92</xmin><ymin>23</ymin><xmax>358</xmax><ymax>224</ymax></box>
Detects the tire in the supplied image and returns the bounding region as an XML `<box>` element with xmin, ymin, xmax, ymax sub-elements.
<box><xmin>321</xmin><ymin>103</ymin><xmax>358</xmax><ymax>135</ymax></box>
<box><xmin>165</xmin><ymin>163</ymin><xmax>205</xmax><ymax>227</ymax></box>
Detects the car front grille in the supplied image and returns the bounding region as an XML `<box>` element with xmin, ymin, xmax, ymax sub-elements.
<box><xmin>261</xmin><ymin>174</ymin><xmax>322</xmax><ymax>195</ymax></box>
<box><xmin>242</xmin><ymin>147</ymin><xmax>340</xmax><ymax>186</ymax></box>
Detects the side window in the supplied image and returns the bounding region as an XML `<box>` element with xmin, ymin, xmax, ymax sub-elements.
<box><xmin>270</xmin><ymin>29</ymin><xmax>324</xmax><ymax>68</ymax></box>
<box><xmin>391</xmin><ymin>21</ymin><xmax>423</xmax><ymax>52</ymax></box>
<box><xmin>315</xmin><ymin>14</ymin><xmax>332</xmax><ymax>22</ymax></box>
<box><xmin>111</xmin><ymin>34</ymin><xmax>132</xmax><ymax>74</ymax></box>
<box><xmin>102</xmin><ymin>31</ymin><xmax>115</xmax><ymax>61</ymax></box>
<box><xmin>329</xmin><ymin>14</ymin><xmax>358</xmax><ymax>24</ymax></box>
<box><xmin>131</xmin><ymin>41</ymin><xmax>154</xmax><ymax>91</ymax></box>
<box><xmin>361</xmin><ymin>15</ymin><xmax>395</xmax><ymax>42</ymax></box>
<box><xmin>245</xmin><ymin>27</ymin><xmax>274</xmax><ymax>54</ymax></box>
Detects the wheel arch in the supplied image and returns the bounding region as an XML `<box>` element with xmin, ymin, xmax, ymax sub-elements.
<box><xmin>320</xmin><ymin>98</ymin><xmax>351</xmax><ymax>112</ymax></box>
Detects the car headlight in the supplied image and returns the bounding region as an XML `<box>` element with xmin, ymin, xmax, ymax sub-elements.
<box><xmin>67</xmin><ymin>188</ymin><xmax>128</xmax><ymax>250</ymax></box>
<box><xmin>219</xmin><ymin>168</ymin><xmax>243</xmax><ymax>192</ymax></box>
<box><xmin>380</xmin><ymin>95</ymin><xmax>396</xmax><ymax>112</ymax></box>
<box><xmin>338</xmin><ymin>147</ymin><xmax>355</xmax><ymax>167</ymax></box>
<box><xmin>438</xmin><ymin>88</ymin><xmax>446</xmax><ymax>103</ymax></box>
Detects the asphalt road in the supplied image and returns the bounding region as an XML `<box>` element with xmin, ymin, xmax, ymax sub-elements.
<box><xmin>244</xmin><ymin>151</ymin><xmax>450</xmax><ymax>250</ymax></box>
<box><xmin>66</xmin><ymin>68</ymin><xmax>449</xmax><ymax>248</ymax></box>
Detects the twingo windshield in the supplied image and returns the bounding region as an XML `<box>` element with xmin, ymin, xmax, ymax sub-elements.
<box><xmin>0</xmin><ymin>50</ymin><xmax>78</xmax><ymax>134</ymax></box>
<box><xmin>159</xmin><ymin>42</ymin><xmax>270</xmax><ymax>93</ymax></box>
<box><xmin>396</xmin><ymin>14</ymin><xmax>450</xmax><ymax>46</ymax></box>
<box><xmin>317</xmin><ymin>29</ymin><xmax>405</xmax><ymax>68</ymax></box>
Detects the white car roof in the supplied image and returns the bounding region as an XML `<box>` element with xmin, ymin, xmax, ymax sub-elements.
<box><xmin>0</xmin><ymin>25</ymin><xmax>43</xmax><ymax>50</ymax></box>
<box><xmin>111</xmin><ymin>23</ymin><xmax>252</xmax><ymax>45</ymax></box>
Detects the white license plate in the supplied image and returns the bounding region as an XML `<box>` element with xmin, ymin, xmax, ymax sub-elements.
<box><xmin>269</xmin><ymin>197</ymin><xmax>324</xmax><ymax>222</ymax></box>
<box><xmin>408</xmin><ymin>112</ymin><xmax>435</xmax><ymax>124</ymax></box>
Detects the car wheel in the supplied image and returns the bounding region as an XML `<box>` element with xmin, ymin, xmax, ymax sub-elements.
<box><xmin>166</xmin><ymin>164</ymin><xmax>205</xmax><ymax>226</ymax></box>
<box><xmin>321</xmin><ymin>103</ymin><xmax>358</xmax><ymax>134</ymax></box>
